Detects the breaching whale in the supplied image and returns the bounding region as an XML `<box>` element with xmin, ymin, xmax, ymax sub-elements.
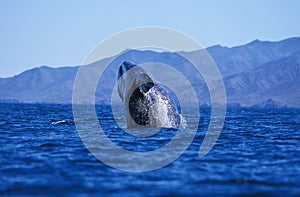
<box><xmin>117</xmin><ymin>61</ymin><xmax>181</xmax><ymax>128</ymax></box>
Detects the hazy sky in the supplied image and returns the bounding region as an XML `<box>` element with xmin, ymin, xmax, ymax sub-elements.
<box><xmin>1</xmin><ymin>0</ymin><xmax>299</xmax><ymax>77</ymax></box>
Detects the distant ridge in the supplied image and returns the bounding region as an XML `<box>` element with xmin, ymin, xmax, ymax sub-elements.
<box><xmin>0</xmin><ymin>37</ymin><xmax>299</xmax><ymax>108</ymax></box>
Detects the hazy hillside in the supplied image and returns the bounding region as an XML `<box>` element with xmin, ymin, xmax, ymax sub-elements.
<box><xmin>225</xmin><ymin>51</ymin><xmax>300</xmax><ymax>107</ymax></box>
<box><xmin>207</xmin><ymin>37</ymin><xmax>300</xmax><ymax>77</ymax></box>
<box><xmin>0</xmin><ymin>37</ymin><xmax>299</xmax><ymax>108</ymax></box>
<box><xmin>0</xmin><ymin>66</ymin><xmax>79</xmax><ymax>103</ymax></box>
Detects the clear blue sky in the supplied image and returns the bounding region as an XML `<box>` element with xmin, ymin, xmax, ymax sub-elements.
<box><xmin>0</xmin><ymin>0</ymin><xmax>299</xmax><ymax>77</ymax></box>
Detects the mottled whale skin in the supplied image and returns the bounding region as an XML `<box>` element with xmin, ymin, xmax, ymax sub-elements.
<box><xmin>117</xmin><ymin>61</ymin><xmax>181</xmax><ymax>128</ymax></box>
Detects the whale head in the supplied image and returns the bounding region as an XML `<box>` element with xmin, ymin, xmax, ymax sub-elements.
<box><xmin>117</xmin><ymin>61</ymin><xmax>154</xmax><ymax>101</ymax></box>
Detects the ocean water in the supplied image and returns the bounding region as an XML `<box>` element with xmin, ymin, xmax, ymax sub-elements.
<box><xmin>0</xmin><ymin>103</ymin><xmax>300</xmax><ymax>196</ymax></box>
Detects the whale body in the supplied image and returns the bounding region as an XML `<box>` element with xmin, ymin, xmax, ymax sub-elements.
<box><xmin>117</xmin><ymin>61</ymin><xmax>181</xmax><ymax>128</ymax></box>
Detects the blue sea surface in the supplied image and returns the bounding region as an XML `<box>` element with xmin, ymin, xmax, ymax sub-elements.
<box><xmin>0</xmin><ymin>103</ymin><xmax>300</xmax><ymax>196</ymax></box>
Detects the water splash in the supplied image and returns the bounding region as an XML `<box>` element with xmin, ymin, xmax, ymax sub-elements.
<box><xmin>144</xmin><ymin>86</ymin><xmax>181</xmax><ymax>128</ymax></box>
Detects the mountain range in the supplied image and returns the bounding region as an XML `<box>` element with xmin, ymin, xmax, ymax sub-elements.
<box><xmin>0</xmin><ymin>37</ymin><xmax>299</xmax><ymax>108</ymax></box>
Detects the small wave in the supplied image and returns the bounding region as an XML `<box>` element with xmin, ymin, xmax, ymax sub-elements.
<box><xmin>51</xmin><ymin>119</ymin><xmax>74</xmax><ymax>125</ymax></box>
<box><xmin>98</xmin><ymin>117</ymin><xmax>123</xmax><ymax>120</ymax></box>
<box><xmin>38</xmin><ymin>143</ymin><xmax>55</xmax><ymax>147</ymax></box>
